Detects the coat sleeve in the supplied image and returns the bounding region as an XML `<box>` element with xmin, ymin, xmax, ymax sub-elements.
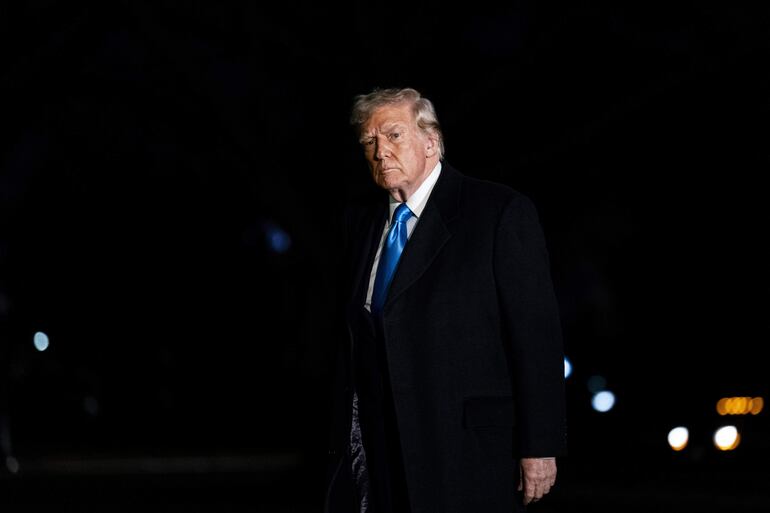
<box><xmin>493</xmin><ymin>193</ymin><xmax>567</xmax><ymax>458</ymax></box>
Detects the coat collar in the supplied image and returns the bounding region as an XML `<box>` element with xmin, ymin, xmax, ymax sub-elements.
<box><xmin>384</xmin><ymin>162</ymin><xmax>462</xmax><ymax>311</ymax></box>
<box><xmin>349</xmin><ymin>162</ymin><xmax>464</xmax><ymax>314</ymax></box>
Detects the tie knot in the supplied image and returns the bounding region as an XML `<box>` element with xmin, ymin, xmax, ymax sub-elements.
<box><xmin>392</xmin><ymin>203</ymin><xmax>413</xmax><ymax>225</ymax></box>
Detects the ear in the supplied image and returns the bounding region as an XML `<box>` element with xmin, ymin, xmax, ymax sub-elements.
<box><xmin>425</xmin><ymin>133</ymin><xmax>439</xmax><ymax>158</ymax></box>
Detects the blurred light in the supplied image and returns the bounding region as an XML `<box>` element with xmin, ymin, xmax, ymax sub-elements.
<box><xmin>33</xmin><ymin>331</ymin><xmax>49</xmax><ymax>351</ymax></box>
<box><xmin>587</xmin><ymin>375</ymin><xmax>606</xmax><ymax>393</ymax></box>
<box><xmin>714</xmin><ymin>425</ymin><xmax>740</xmax><ymax>451</ymax></box>
<box><xmin>264</xmin><ymin>222</ymin><xmax>291</xmax><ymax>254</ymax></box>
<box><xmin>592</xmin><ymin>390</ymin><xmax>615</xmax><ymax>413</ymax></box>
<box><xmin>667</xmin><ymin>427</ymin><xmax>689</xmax><ymax>451</ymax></box>
<box><xmin>564</xmin><ymin>357</ymin><xmax>572</xmax><ymax>379</ymax></box>
<box><xmin>83</xmin><ymin>396</ymin><xmax>99</xmax><ymax>416</ymax></box>
<box><xmin>5</xmin><ymin>456</ymin><xmax>19</xmax><ymax>474</ymax></box>
<box><xmin>717</xmin><ymin>396</ymin><xmax>764</xmax><ymax>416</ymax></box>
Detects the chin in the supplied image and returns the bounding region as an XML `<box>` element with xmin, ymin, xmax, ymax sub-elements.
<box><xmin>378</xmin><ymin>171</ymin><xmax>400</xmax><ymax>183</ymax></box>
<box><xmin>380</xmin><ymin>178</ymin><xmax>404</xmax><ymax>191</ymax></box>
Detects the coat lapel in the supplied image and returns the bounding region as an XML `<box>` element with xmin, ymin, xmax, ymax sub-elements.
<box><xmin>384</xmin><ymin>163</ymin><xmax>462</xmax><ymax>310</ymax></box>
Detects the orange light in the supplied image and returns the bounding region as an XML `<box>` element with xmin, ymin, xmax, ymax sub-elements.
<box><xmin>716</xmin><ymin>398</ymin><xmax>728</xmax><ymax>415</ymax></box>
<box><xmin>717</xmin><ymin>397</ymin><xmax>765</xmax><ymax>416</ymax></box>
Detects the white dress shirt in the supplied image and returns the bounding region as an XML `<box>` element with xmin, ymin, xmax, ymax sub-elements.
<box><xmin>364</xmin><ymin>162</ymin><xmax>442</xmax><ymax>311</ymax></box>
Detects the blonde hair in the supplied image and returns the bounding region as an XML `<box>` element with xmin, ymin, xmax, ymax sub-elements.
<box><xmin>350</xmin><ymin>87</ymin><xmax>445</xmax><ymax>159</ymax></box>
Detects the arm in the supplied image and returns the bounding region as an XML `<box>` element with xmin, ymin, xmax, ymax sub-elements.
<box><xmin>493</xmin><ymin>194</ymin><xmax>567</xmax><ymax>502</ymax></box>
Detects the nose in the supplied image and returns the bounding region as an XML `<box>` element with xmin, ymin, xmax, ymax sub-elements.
<box><xmin>374</xmin><ymin>137</ymin><xmax>391</xmax><ymax>160</ymax></box>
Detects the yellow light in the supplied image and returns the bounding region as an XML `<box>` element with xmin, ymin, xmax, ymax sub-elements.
<box><xmin>714</xmin><ymin>426</ymin><xmax>740</xmax><ymax>451</ymax></box>
<box><xmin>716</xmin><ymin>398</ymin><xmax>728</xmax><ymax>415</ymax></box>
<box><xmin>717</xmin><ymin>397</ymin><xmax>765</xmax><ymax>416</ymax></box>
<box><xmin>667</xmin><ymin>427</ymin><xmax>689</xmax><ymax>451</ymax></box>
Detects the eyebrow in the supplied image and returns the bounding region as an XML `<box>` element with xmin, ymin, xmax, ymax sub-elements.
<box><xmin>381</xmin><ymin>122</ymin><xmax>407</xmax><ymax>132</ymax></box>
<box><xmin>361</xmin><ymin>123</ymin><xmax>407</xmax><ymax>139</ymax></box>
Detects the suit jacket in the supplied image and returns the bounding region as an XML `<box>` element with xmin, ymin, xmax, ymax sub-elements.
<box><xmin>326</xmin><ymin>163</ymin><xmax>567</xmax><ymax>513</ymax></box>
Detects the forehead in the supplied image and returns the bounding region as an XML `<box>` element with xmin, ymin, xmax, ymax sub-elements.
<box><xmin>363</xmin><ymin>103</ymin><xmax>415</xmax><ymax>132</ymax></box>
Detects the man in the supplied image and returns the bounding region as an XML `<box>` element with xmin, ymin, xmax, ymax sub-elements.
<box><xmin>325</xmin><ymin>88</ymin><xmax>566</xmax><ymax>513</ymax></box>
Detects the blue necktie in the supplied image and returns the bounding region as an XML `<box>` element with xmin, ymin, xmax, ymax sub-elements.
<box><xmin>371</xmin><ymin>203</ymin><xmax>413</xmax><ymax>314</ymax></box>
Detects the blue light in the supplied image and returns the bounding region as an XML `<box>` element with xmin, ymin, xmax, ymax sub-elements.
<box><xmin>34</xmin><ymin>331</ymin><xmax>49</xmax><ymax>352</ymax></box>
<box><xmin>592</xmin><ymin>390</ymin><xmax>616</xmax><ymax>413</ymax></box>
<box><xmin>264</xmin><ymin>222</ymin><xmax>291</xmax><ymax>254</ymax></box>
<box><xmin>564</xmin><ymin>357</ymin><xmax>572</xmax><ymax>379</ymax></box>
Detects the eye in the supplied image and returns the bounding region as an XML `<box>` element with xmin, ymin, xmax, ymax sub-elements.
<box><xmin>363</xmin><ymin>138</ymin><xmax>375</xmax><ymax>146</ymax></box>
<box><xmin>389</xmin><ymin>132</ymin><xmax>401</xmax><ymax>141</ymax></box>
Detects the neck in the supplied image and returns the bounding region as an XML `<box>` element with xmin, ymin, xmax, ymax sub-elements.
<box><xmin>388</xmin><ymin>157</ymin><xmax>440</xmax><ymax>203</ymax></box>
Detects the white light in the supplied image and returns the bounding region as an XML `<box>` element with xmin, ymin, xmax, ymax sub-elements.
<box><xmin>668</xmin><ymin>427</ymin><xmax>689</xmax><ymax>451</ymax></box>
<box><xmin>5</xmin><ymin>456</ymin><xmax>19</xmax><ymax>474</ymax></box>
<box><xmin>714</xmin><ymin>425</ymin><xmax>740</xmax><ymax>451</ymax></box>
<box><xmin>564</xmin><ymin>357</ymin><xmax>572</xmax><ymax>378</ymax></box>
<box><xmin>592</xmin><ymin>390</ymin><xmax>615</xmax><ymax>412</ymax></box>
<box><xmin>33</xmin><ymin>331</ymin><xmax>49</xmax><ymax>352</ymax></box>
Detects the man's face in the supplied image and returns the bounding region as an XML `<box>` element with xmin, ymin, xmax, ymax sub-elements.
<box><xmin>360</xmin><ymin>103</ymin><xmax>434</xmax><ymax>198</ymax></box>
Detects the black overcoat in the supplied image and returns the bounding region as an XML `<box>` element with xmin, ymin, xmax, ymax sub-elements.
<box><xmin>326</xmin><ymin>163</ymin><xmax>567</xmax><ymax>513</ymax></box>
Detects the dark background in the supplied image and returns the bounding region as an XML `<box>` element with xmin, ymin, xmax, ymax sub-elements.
<box><xmin>1</xmin><ymin>1</ymin><xmax>768</xmax><ymax>511</ymax></box>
